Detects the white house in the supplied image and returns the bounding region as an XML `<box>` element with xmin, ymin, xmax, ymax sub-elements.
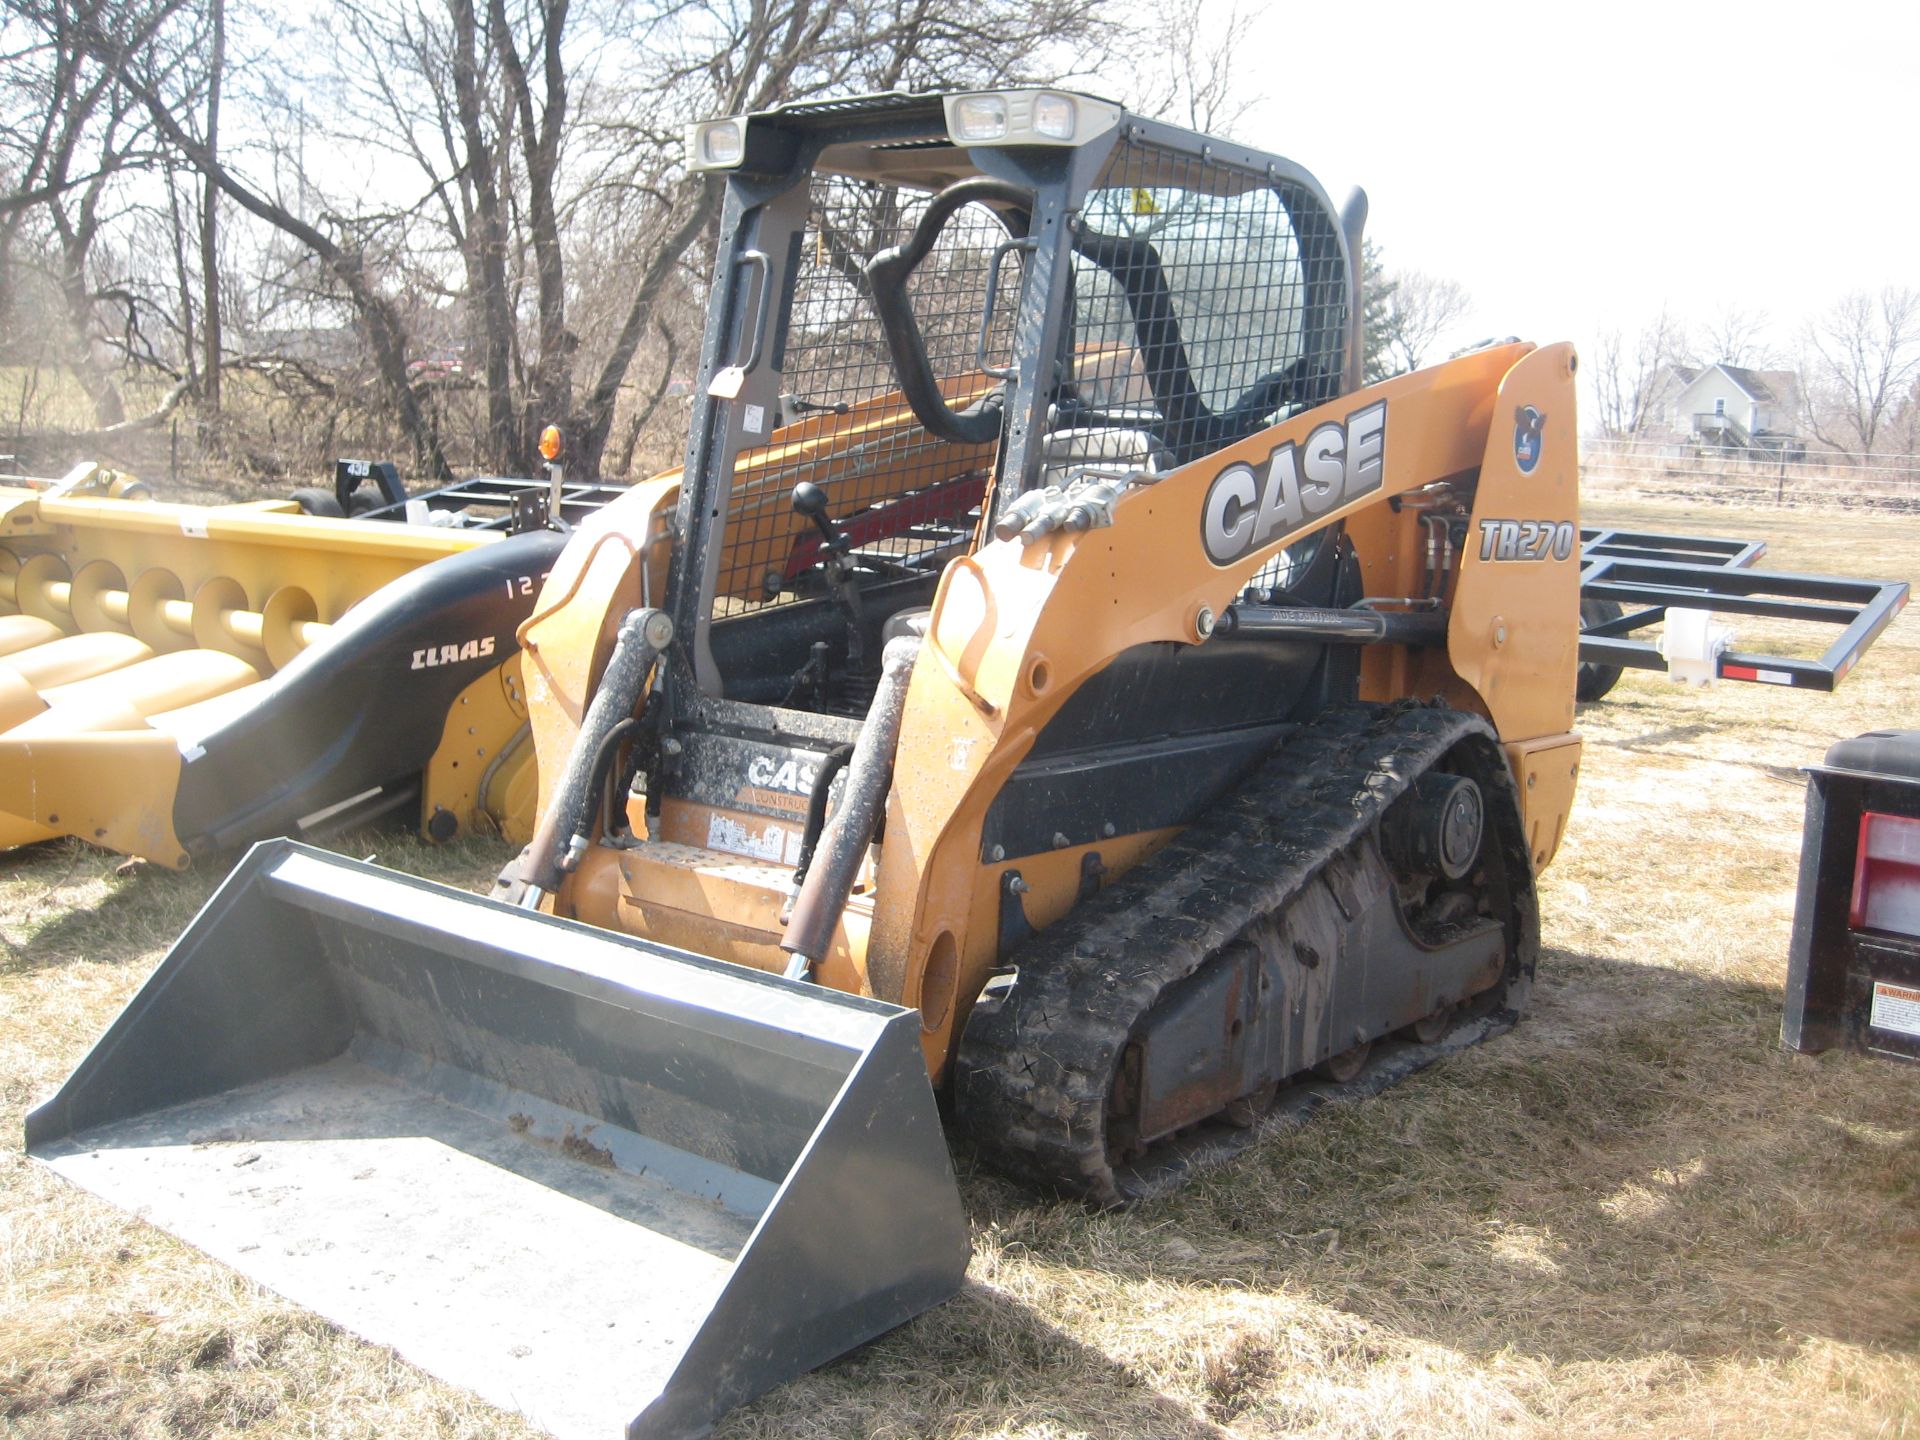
<box><xmin>1666</xmin><ymin>363</ymin><xmax>1804</xmax><ymax>457</ymax></box>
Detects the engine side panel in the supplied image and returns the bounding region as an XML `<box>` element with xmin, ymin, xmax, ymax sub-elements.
<box><xmin>863</xmin><ymin>344</ymin><xmax>1557</xmax><ymax>1079</ymax></box>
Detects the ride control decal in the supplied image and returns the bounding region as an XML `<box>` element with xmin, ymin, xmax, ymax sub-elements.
<box><xmin>1514</xmin><ymin>405</ymin><xmax>1546</xmax><ymax>475</ymax></box>
<box><xmin>1476</xmin><ymin>518</ymin><xmax>1576</xmax><ymax>563</ymax></box>
<box><xmin>1200</xmin><ymin>400</ymin><xmax>1386</xmax><ymax>566</ymax></box>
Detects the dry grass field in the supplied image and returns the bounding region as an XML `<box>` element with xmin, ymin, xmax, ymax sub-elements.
<box><xmin>3</xmin><ymin>493</ymin><xmax>1917</xmax><ymax>1440</ymax></box>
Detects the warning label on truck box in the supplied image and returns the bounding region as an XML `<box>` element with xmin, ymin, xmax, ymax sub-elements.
<box><xmin>1869</xmin><ymin>981</ymin><xmax>1920</xmax><ymax>1039</ymax></box>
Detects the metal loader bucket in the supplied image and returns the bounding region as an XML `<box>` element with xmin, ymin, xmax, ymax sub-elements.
<box><xmin>26</xmin><ymin>841</ymin><xmax>969</xmax><ymax>1440</ymax></box>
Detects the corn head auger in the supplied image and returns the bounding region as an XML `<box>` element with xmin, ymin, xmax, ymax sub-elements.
<box><xmin>27</xmin><ymin>87</ymin><xmax>1909</xmax><ymax>1440</ymax></box>
<box><xmin>0</xmin><ymin>459</ymin><xmax>639</xmax><ymax>864</ymax></box>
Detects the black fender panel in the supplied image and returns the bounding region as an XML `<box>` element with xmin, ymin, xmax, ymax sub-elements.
<box><xmin>173</xmin><ymin>530</ymin><xmax>568</xmax><ymax>853</ymax></box>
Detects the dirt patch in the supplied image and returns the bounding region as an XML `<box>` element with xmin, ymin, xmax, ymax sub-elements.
<box><xmin>559</xmin><ymin>1126</ymin><xmax>615</xmax><ymax>1169</ymax></box>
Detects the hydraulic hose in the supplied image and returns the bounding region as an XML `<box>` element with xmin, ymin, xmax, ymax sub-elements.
<box><xmin>780</xmin><ymin>635</ymin><xmax>920</xmax><ymax>977</ymax></box>
<box><xmin>790</xmin><ymin>743</ymin><xmax>857</xmax><ymax>889</ymax></box>
<box><xmin>520</xmin><ymin>606</ymin><xmax>673</xmax><ymax>899</ymax></box>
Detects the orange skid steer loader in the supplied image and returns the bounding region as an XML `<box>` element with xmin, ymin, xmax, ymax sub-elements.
<box><xmin>28</xmin><ymin>89</ymin><xmax>1907</xmax><ymax>1439</ymax></box>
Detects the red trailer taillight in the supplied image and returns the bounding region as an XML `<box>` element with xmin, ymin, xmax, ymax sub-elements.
<box><xmin>1849</xmin><ymin>811</ymin><xmax>1920</xmax><ymax>937</ymax></box>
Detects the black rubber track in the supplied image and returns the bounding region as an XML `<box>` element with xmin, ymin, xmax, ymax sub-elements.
<box><xmin>954</xmin><ymin>700</ymin><xmax>1539</xmax><ymax>1206</ymax></box>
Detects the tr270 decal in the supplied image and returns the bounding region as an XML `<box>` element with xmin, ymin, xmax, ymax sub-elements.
<box><xmin>1477</xmin><ymin>518</ymin><xmax>1575</xmax><ymax>563</ymax></box>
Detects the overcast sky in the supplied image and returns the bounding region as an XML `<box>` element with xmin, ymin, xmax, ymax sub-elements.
<box><xmin>1229</xmin><ymin>0</ymin><xmax>1916</xmax><ymax>368</ymax></box>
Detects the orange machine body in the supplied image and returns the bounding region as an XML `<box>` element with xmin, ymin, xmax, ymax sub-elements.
<box><xmin>538</xmin><ymin>343</ymin><xmax>1582</xmax><ymax>1080</ymax></box>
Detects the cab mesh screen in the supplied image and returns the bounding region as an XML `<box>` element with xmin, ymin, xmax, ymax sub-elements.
<box><xmin>1059</xmin><ymin>138</ymin><xmax>1347</xmax><ymax>473</ymax></box>
<box><xmin>711</xmin><ymin>176</ymin><xmax>1016</xmax><ymax>616</ymax></box>
<box><xmin>709</xmin><ymin>141</ymin><xmax>1349</xmax><ymax>620</ymax></box>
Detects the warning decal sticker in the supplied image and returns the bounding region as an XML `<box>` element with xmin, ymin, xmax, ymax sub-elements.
<box><xmin>1869</xmin><ymin>981</ymin><xmax>1920</xmax><ymax>1040</ymax></box>
<box><xmin>707</xmin><ymin>810</ymin><xmax>803</xmax><ymax>866</ymax></box>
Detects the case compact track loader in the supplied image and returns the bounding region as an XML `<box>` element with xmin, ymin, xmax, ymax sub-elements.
<box><xmin>29</xmin><ymin>90</ymin><xmax>1908</xmax><ymax>1439</ymax></box>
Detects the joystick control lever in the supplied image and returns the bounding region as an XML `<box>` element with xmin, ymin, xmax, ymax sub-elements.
<box><xmin>791</xmin><ymin>482</ymin><xmax>866</xmax><ymax>670</ymax></box>
<box><xmin>792</xmin><ymin>482</ymin><xmax>845</xmax><ymax>552</ymax></box>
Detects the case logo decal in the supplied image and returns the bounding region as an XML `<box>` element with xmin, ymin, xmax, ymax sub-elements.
<box><xmin>1514</xmin><ymin>405</ymin><xmax>1546</xmax><ymax>475</ymax></box>
<box><xmin>745</xmin><ymin>753</ymin><xmax>820</xmax><ymax>795</ymax></box>
<box><xmin>1201</xmin><ymin>401</ymin><xmax>1387</xmax><ymax>566</ymax></box>
<box><xmin>410</xmin><ymin>635</ymin><xmax>497</xmax><ymax>669</ymax></box>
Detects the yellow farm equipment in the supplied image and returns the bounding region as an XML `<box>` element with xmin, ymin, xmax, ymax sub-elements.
<box><xmin>0</xmin><ymin>461</ymin><xmax>582</xmax><ymax>863</ymax></box>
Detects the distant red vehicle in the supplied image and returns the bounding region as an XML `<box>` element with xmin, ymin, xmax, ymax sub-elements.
<box><xmin>405</xmin><ymin>351</ymin><xmax>467</xmax><ymax>387</ymax></box>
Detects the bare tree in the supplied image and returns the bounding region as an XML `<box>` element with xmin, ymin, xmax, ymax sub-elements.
<box><xmin>7</xmin><ymin>0</ymin><xmax>1152</xmax><ymax>483</ymax></box>
<box><xmin>1124</xmin><ymin>0</ymin><xmax>1262</xmax><ymax>140</ymax></box>
<box><xmin>1590</xmin><ymin>309</ymin><xmax>1692</xmax><ymax>438</ymax></box>
<box><xmin>288</xmin><ymin>0</ymin><xmax>1124</xmax><ymax>477</ymax></box>
<box><xmin>1358</xmin><ymin>240</ymin><xmax>1395</xmax><ymax>383</ymax></box>
<box><xmin>1376</xmin><ymin>269</ymin><xmax>1470</xmax><ymax>375</ymax></box>
<box><xmin>1799</xmin><ymin>287</ymin><xmax>1920</xmax><ymax>456</ymax></box>
<box><xmin>1</xmin><ymin>0</ymin><xmax>209</xmax><ymax>430</ymax></box>
<box><xmin>1695</xmin><ymin>303</ymin><xmax>1774</xmax><ymax>368</ymax></box>
<box><xmin>81</xmin><ymin>14</ymin><xmax>458</xmax><ymax>477</ymax></box>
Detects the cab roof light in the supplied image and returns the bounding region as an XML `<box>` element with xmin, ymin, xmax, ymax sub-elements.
<box><xmin>950</xmin><ymin>94</ymin><xmax>1009</xmax><ymax>143</ymax></box>
<box><xmin>686</xmin><ymin>118</ymin><xmax>746</xmax><ymax>172</ymax></box>
<box><xmin>1031</xmin><ymin>92</ymin><xmax>1075</xmax><ymax>141</ymax></box>
<box><xmin>942</xmin><ymin>90</ymin><xmax>1120</xmax><ymax>149</ymax></box>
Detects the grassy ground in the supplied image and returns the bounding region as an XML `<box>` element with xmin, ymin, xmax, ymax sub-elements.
<box><xmin>3</xmin><ymin>495</ymin><xmax>1917</xmax><ymax>1439</ymax></box>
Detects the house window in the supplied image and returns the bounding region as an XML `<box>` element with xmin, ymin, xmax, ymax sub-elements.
<box><xmin>1714</xmin><ymin>397</ymin><xmax>1726</xmax><ymax>416</ymax></box>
